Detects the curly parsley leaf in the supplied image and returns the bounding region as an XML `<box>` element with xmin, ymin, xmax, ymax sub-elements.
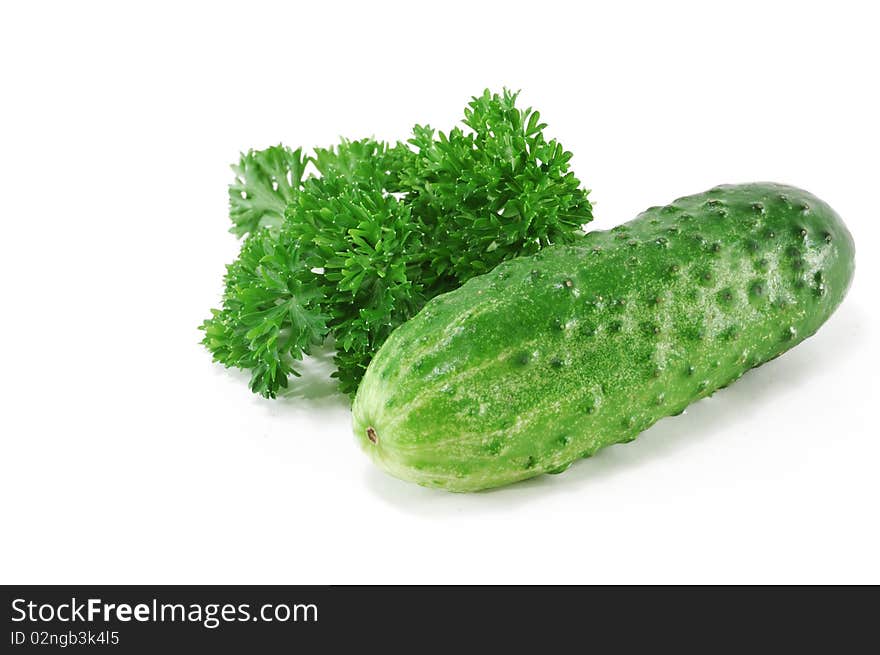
<box><xmin>285</xmin><ymin>140</ymin><xmax>425</xmax><ymax>395</ymax></box>
<box><xmin>401</xmin><ymin>89</ymin><xmax>592</xmax><ymax>293</ymax></box>
<box><xmin>200</xmin><ymin>230</ymin><xmax>328</xmax><ymax>398</ymax></box>
<box><xmin>229</xmin><ymin>145</ymin><xmax>309</xmax><ymax>238</ymax></box>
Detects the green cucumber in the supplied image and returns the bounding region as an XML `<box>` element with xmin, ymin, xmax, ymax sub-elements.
<box><xmin>352</xmin><ymin>183</ymin><xmax>855</xmax><ymax>491</ymax></box>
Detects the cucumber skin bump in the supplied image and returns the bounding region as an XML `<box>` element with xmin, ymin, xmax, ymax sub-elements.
<box><xmin>352</xmin><ymin>183</ymin><xmax>855</xmax><ymax>492</ymax></box>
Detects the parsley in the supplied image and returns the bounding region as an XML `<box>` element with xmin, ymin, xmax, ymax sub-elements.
<box><xmin>228</xmin><ymin>145</ymin><xmax>308</xmax><ymax>238</ymax></box>
<box><xmin>201</xmin><ymin>90</ymin><xmax>593</xmax><ymax>398</ymax></box>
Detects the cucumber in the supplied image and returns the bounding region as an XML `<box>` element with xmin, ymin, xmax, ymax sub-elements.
<box><xmin>352</xmin><ymin>183</ymin><xmax>855</xmax><ymax>491</ymax></box>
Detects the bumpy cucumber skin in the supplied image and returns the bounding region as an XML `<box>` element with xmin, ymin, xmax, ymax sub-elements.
<box><xmin>352</xmin><ymin>183</ymin><xmax>855</xmax><ymax>492</ymax></box>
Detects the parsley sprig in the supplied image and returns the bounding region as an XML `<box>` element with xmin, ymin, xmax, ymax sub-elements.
<box><xmin>201</xmin><ymin>90</ymin><xmax>593</xmax><ymax>398</ymax></box>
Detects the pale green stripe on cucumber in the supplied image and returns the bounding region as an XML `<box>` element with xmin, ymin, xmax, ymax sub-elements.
<box><xmin>352</xmin><ymin>183</ymin><xmax>855</xmax><ymax>492</ymax></box>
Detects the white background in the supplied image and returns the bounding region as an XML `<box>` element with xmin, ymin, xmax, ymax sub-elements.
<box><xmin>2</xmin><ymin>1</ymin><xmax>878</xmax><ymax>584</ymax></box>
